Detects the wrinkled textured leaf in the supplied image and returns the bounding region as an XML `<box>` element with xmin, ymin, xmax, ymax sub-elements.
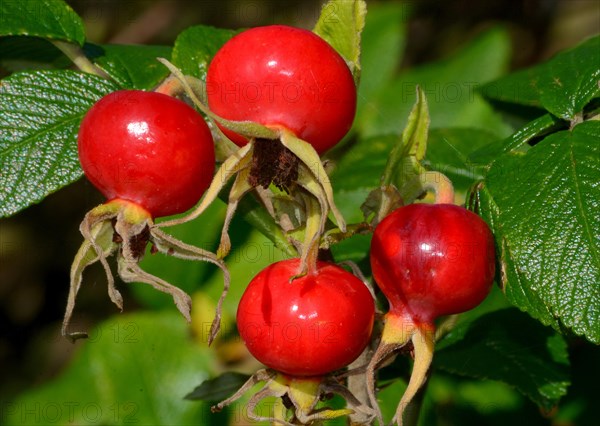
<box><xmin>0</xmin><ymin>0</ymin><xmax>85</xmax><ymax>45</ymax></box>
<box><xmin>186</xmin><ymin>372</ymin><xmax>251</xmax><ymax>402</ymax></box>
<box><xmin>85</xmin><ymin>43</ymin><xmax>172</xmax><ymax>90</ymax></box>
<box><xmin>360</xmin><ymin>28</ymin><xmax>512</xmax><ymax>138</ymax></box>
<box><xmin>313</xmin><ymin>0</ymin><xmax>366</xmax><ymax>83</ymax></box>
<box><xmin>3</xmin><ymin>312</ymin><xmax>217</xmax><ymax>425</ymax></box>
<box><xmin>0</xmin><ymin>70</ymin><xmax>118</xmax><ymax>218</ymax></box>
<box><xmin>470</xmin><ymin>121</ymin><xmax>600</xmax><ymax>344</ymax></box>
<box><xmin>435</xmin><ymin>308</ymin><xmax>571</xmax><ymax>410</ymax></box>
<box><xmin>171</xmin><ymin>25</ymin><xmax>235</xmax><ymax>80</ymax></box>
<box><xmin>481</xmin><ymin>36</ymin><xmax>600</xmax><ymax>119</ymax></box>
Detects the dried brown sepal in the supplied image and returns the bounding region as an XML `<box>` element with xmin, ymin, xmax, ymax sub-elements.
<box><xmin>366</xmin><ymin>340</ymin><xmax>405</xmax><ymax>426</ymax></box>
<box><xmin>63</xmin><ymin>202</ymin><xmax>127</xmax><ymax>341</ymax></box>
<box><xmin>63</xmin><ymin>199</ymin><xmax>229</xmax><ymax>345</ymax></box>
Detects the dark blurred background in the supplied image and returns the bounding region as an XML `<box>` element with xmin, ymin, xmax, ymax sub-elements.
<box><xmin>63</xmin><ymin>0</ymin><xmax>599</xmax><ymax>66</ymax></box>
<box><xmin>1</xmin><ymin>0</ymin><xmax>598</xmax><ymax>419</ymax></box>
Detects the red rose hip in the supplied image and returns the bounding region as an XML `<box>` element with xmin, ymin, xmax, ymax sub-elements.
<box><xmin>237</xmin><ymin>258</ymin><xmax>375</xmax><ymax>377</ymax></box>
<box><xmin>206</xmin><ymin>25</ymin><xmax>357</xmax><ymax>154</ymax></box>
<box><xmin>367</xmin><ymin>203</ymin><xmax>495</xmax><ymax>425</ymax></box>
<box><xmin>370</xmin><ymin>203</ymin><xmax>495</xmax><ymax>324</ymax></box>
<box><xmin>78</xmin><ymin>89</ymin><xmax>215</xmax><ymax>218</ymax></box>
<box><xmin>63</xmin><ymin>90</ymin><xmax>226</xmax><ymax>343</ymax></box>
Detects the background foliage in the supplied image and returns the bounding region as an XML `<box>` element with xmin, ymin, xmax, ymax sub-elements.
<box><xmin>0</xmin><ymin>1</ymin><xmax>598</xmax><ymax>425</ymax></box>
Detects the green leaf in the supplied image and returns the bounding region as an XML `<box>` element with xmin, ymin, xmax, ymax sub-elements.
<box><xmin>3</xmin><ymin>312</ymin><xmax>218</xmax><ymax>425</ymax></box>
<box><xmin>481</xmin><ymin>36</ymin><xmax>600</xmax><ymax>120</ymax></box>
<box><xmin>85</xmin><ymin>43</ymin><xmax>172</xmax><ymax>90</ymax></box>
<box><xmin>382</xmin><ymin>85</ymin><xmax>429</xmax><ymax>202</ymax></box>
<box><xmin>470</xmin><ymin>121</ymin><xmax>600</xmax><ymax>344</ymax></box>
<box><xmin>313</xmin><ymin>0</ymin><xmax>367</xmax><ymax>83</ymax></box>
<box><xmin>425</xmin><ymin>128</ymin><xmax>499</xmax><ymax>194</ymax></box>
<box><xmin>479</xmin><ymin>66</ymin><xmax>543</xmax><ymax>108</ymax></box>
<box><xmin>186</xmin><ymin>372</ymin><xmax>251</xmax><ymax>403</ymax></box>
<box><xmin>435</xmin><ymin>308</ymin><xmax>571</xmax><ymax>410</ymax></box>
<box><xmin>0</xmin><ymin>70</ymin><xmax>118</xmax><ymax>218</ymax></box>
<box><xmin>332</xmin><ymin>134</ymin><xmax>398</xmax><ymax>193</ymax></box>
<box><xmin>171</xmin><ymin>25</ymin><xmax>236</xmax><ymax>80</ymax></box>
<box><xmin>0</xmin><ymin>0</ymin><xmax>85</xmax><ymax>45</ymax></box>
<box><xmin>330</xmin><ymin>232</ymin><xmax>372</xmax><ymax>265</ymax></box>
<box><xmin>468</xmin><ymin>113</ymin><xmax>566</xmax><ymax>167</ymax></box>
<box><xmin>360</xmin><ymin>28</ymin><xmax>513</xmax><ymax>138</ymax></box>
<box><xmin>537</xmin><ymin>36</ymin><xmax>600</xmax><ymax>120</ymax></box>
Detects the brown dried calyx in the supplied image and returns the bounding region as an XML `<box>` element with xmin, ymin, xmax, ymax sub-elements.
<box><xmin>111</xmin><ymin>218</ymin><xmax>150</xmax><ymax>261</ymax></box>
<box><xmin>248</xmin><ymin>138</ymin><xmax>299</xmax><ymax>192</ymax></box>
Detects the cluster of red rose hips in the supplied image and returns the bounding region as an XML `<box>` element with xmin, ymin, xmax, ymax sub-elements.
<box><xmin>67</xmin><ymin>25</ymin><xmax>495</xmax><ymax>426</ymax></box>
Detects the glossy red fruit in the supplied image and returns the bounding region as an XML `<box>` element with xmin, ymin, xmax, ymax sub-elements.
<box><xmin>78</xmin><ymin>90</ymin><xmax>215</xmax><ymax>218</ymax></box>
<box><xmin>370</xmin><ymin>203</ymin><xmax>495</xmax><ymax>324</ymax></box>
<box><xmin>237</xmin><ymin>259</ymin><xmax>375</xmax><ymax>377</ymax></box>
<box><xmin>206</xmin><ymin>25</ymin><xmax>357</xmax><ymax>154</ymax></box>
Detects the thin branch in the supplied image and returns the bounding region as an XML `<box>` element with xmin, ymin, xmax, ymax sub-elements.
<box><xmin>51</xmin><ymin>40</ymin><xmax>110</xmax><ymax>78</ymax></box>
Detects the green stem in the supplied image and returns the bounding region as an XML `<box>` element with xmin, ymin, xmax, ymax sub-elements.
<box><xmin>394</xmin><ymin>326</ymin><xmax>435</xmax><ymax>426</ymax></box>
<box><xmin>402</xmin><ymin>374</ymin><xmax>430</xmax><ymax>426</ymax></box>
<box><xmin>569</xmin><ymin>111</ymin><xmax>584</xmax><ymax>129</ymax></box>
<box><xmin>300</xmin><ymin>193</ymin><xmax>323</xmax><ymax>275</ymax></box>
<box><xmin>51</xmin><ymin>40</ymin><xmax>110</xmax><ymax>79</ymax></box>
